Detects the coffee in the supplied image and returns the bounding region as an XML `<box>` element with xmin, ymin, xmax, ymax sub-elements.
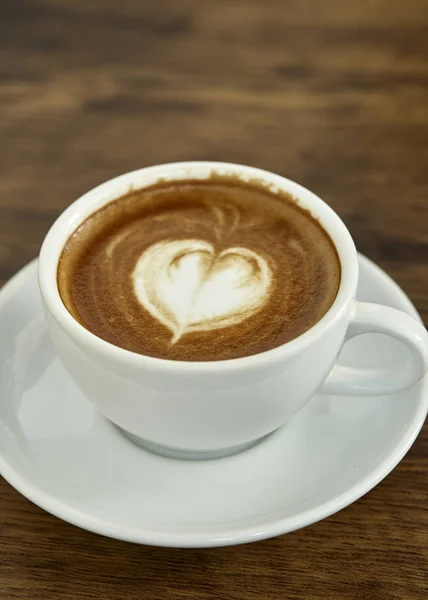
<box><xmin>57</xmin><ymin>177</ymin><xmax>341</xmax><ymax>361</ymax></box>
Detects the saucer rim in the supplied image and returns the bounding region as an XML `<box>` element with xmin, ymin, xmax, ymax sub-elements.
<box><xmin>0</xmin><ymin>255</ymin><xmax>427</xmax><ymax>547</ymax></box>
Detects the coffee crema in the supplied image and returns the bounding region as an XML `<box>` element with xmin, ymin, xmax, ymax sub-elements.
<box><xmin>58</xmin><ymin>177</ymin><xmax>341</xmax><ymax>361</ymax></box>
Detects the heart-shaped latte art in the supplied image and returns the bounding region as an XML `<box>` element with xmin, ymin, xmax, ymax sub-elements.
<box><xmin>132</xmin><ymin>239</ymin><xmax>273</xmax><ymax>343</ymax></box>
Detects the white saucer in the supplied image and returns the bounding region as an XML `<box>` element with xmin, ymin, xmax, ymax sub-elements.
<box><xmin>0</xmin><ymin>256</ymin><xmax>427</xmax><ymax>548</ymax></box>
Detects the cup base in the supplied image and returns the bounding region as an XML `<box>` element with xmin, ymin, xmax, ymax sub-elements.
<box><xmin>117</xmin><ymin>427</ymin><xmax>270</xmax><ymax>460</ymax></box>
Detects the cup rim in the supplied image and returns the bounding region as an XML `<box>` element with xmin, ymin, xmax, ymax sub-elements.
<box><xmin>38</xmin><ymin>161</ymin><xmax>358</xmax><ymax>373</ymax></box>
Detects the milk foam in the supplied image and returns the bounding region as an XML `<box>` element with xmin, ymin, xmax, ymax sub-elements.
<box><xmin>133</xmin><ymin>239</ymin><xmax>273</xmax><ymax>343</ymax></box>
<box><xmin>58</xmin><ymin>177</ymin><xmax>341</xmax><ymax>361</ymax></box>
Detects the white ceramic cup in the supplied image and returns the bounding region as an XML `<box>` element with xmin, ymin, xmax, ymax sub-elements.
<box><xmin>38</xmin><ymin>162</ymin><xmax>428</xmax><ymax>459</ymax></box>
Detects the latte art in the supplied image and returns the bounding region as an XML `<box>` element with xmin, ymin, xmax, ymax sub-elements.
<box><xmin>58</xmin><ymin>177</ymin><xmax>341</xmax><ymax>361</ymax></box>
<box><xmin>133</xmin><ymin>240</ymin><xmax>273</xmax><ymax>343</ymax></box>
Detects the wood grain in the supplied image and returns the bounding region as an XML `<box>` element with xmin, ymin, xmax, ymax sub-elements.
<box><xmin>1</xmin><ymin>1</ymin><xmax>427</xmax><ymax>598</ymax></box>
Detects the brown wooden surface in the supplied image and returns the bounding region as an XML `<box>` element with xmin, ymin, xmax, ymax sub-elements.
<box><xmin>1</xmin><ymin>1</ymin><xmax>428</xmax><ymax>598</ymax></box>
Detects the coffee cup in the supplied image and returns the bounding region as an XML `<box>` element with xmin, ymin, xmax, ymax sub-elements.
<box><xmin>38</xmin><ymin>162</ymin><xmax>428</xmax><ymax>459</ymax></box>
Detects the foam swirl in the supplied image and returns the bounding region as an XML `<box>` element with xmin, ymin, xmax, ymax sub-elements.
<box><xmin>133</xmin><ymin>239</ymin><xmax>273</xmax><ymax>343</ymax></box>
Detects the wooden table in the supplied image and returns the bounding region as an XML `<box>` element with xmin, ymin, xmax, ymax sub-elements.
<box><xmin>1</xmin><ymin>1</ymin><xmax>427</xmax><ymax>598</ymax></box>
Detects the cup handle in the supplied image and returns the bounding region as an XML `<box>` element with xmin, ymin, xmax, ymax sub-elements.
<box><xmin>321</xmin><ymin>302</ymin><xmax>428</xmax><ymax>395</ymax></box>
